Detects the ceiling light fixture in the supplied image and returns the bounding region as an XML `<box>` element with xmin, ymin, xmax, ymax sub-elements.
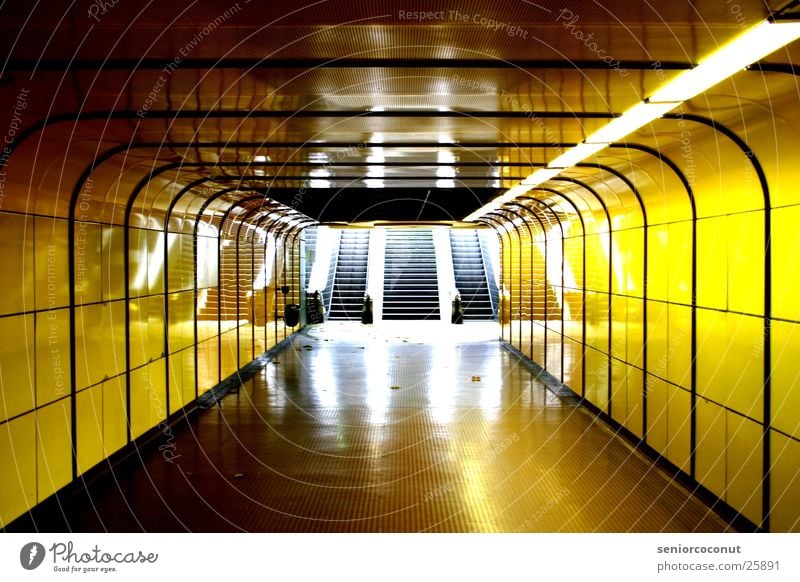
<box><xmin>648</xmin><ymin>19</ymin><xmax>800</xmax><ymax>103</ymax></box>
<box><xmin>464</xmin><ymin>17</ymin><xmax>800</xmax><ymax>222</ymax></box>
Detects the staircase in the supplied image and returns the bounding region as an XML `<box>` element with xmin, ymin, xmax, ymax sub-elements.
<box><xmin>450</xmin><ymin>229</ymin><xmax>495</xmax><ymax>321</ymax></box>
<box><xmin>327</xmin><ymin>230</ymin><xmax>370</xmax><ymax>320</ymax></box>
<box><xmin>304</xmin><ymin>227</ymin><xmax>339</xmax><ymax>312</ymax></box>
<box><xmin>383</xmin><ymin>229</ymin><xmax>440</xmax><ymax>320</ymax></box>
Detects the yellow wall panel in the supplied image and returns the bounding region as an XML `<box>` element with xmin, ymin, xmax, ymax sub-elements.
<box><xmin>34</xmin><ymin>217</ymin><xmax>69</xmax><ymax>310</ymax></box>
<box><xmin>723</xmin><ymin>313</ymin><xmax>763</xmax><ymax>421</ymax></box>
<box><xmin>168</xmin><ymin>290</ymin><xmax>194</xmax><ymax>353</ymax></box>
<box><xmin>646</xmin><ymin>301</ymin><xmax>669</xmax><ymax>381</ymax></box>
<box><xmin>147</xmin><ymin>295</ymin><xmax>165</xmax><ymax>361</ymax></box>
<box><xmin>76</xmin><ymin>385</ymin><xmax>104</xmax><ymax>476</ymax></box>
<box><xmin>584</xmin><ymin>348</ymin><xmax>608</xmax><ymax>410</ymax></box>
<box><xmin>647</xmin><ymin>226</ymin><xmax>669</xmax><ymax>302</ymax></box>
<box><xmin>563</xmin><ymin>338</ymin><xmax>583</xmax><ymax>392</ymax></box>
<box><xmin>725</xmin><ymin>412</ymin><xmax>762</xmax><ymax>525</ymax></box>
<box><xmin>695</xmin><ymin>398</ymin><xmax>726</xmax><ymax>498</ymax></box>
<box><xmin>0</xmin><ymin>413</ymin><xmax>36</xmax><ymax>527</ymax></box>
<box><xmin>667</xmin><ymin>221</ymin><xmax>692</xmax><ymax>305</ymax></box>
<box><xmin>129</xmin><ymin>297</ymin><xmax>150</xmax><ymax>370</ymax></box>
<box><xmin>563</xmin><ymin>237</ymin><xmax>584</xmax><ymax>290</ymax></box>
<box><xmin>727</xmin><ymin>211</ymin><xmax>764</xmax><ymax>316</ymax></box>
<box><xmin>102</xmin><ymin>377</ymin><xmax>127</xmax><ymax>456</ymax></box>
<box><xmin>666</xmin><ymin>303</ymin><xmax>692</xmax><ymax>390</ymax></box>
<box><xmin>666</xmin><ymin>385</ymin><xmax>691</xmax><ymax>473</ymax></box>
<box><xmin>180</xmin><ymin>347</ymin><xmax>196</xmax><ymax>408</ymax></box>
<box><xmin>75</xmin><ymin>301</ymin><xmax>127</xmax><ymax>390</ymax></box>
<box><xmin>698</xmin><ymin>310</ymin><xmax>763</xmax><ymax>420</ymax></box>
<box><xmin>36</xmin><ymin>398</ymin><xmax>72</xmax><ymax>501</ymax></box>
<box><xmin>0</xmin><ymin>212</ymin><xmax>33</xmax><ymax>316</ymax></box>
<box><xmin>770</xmin><ymin>431</ymin><xmax>800</xmax><ymax>532</ymax></box>
<box><xmin>771</xmin><ymin>205</ymin><xmax>800</xmax><ymax>321</ymax></box>
<box><xmin>169</xmin><ymin>348</ymin><xmax>196</xmax><ymax>413</ymax></box>
<box><xmin>623</xmin><ymin>228</ymin><xmax>644</xmax><ymax>297</ymax></box>
<box><xmin>128</xmin><ymin>227</ymin><xmax>148</xmax><ymax>297</ymax></box>
<box><xmin>198</xmin><ymin>336</ymin><xmax>219</xmax><ymax>394</ymax></box>
<box><xmin>74</xmin><ymin>222</ymin><xmax>102</xmax><ymax>305</ymax></box>
<box><xmin>239</xmin><ymin>325</ymin><xmax>253</xmax><ymax>368</ymax></box>
<box><xmin>611</xmin><ymin>230</ymin><xmax>628</xmax><ymax>296</ymax></box>
<box><xmin>625</xmin><ymin>366</ymin><xmax>644</xmax><ymax>437</ymax></box>
<box><xmin>646</xmin><ymin>375</ymin><xmax>668</xmax><ymax>456</ymax></box>
<box><xmin>130</xmin><ymin>360</ymin><xmax>167</xmax><ymax>440</ymax></box>
<box><xmin>103</xmin><ymin>225</ymin><xmax>126</xmax><ymax>301</ymax></box>
<box><xmin>221</xmin><ymin>330</ymin><xmax>238</xmax><ymax>379</ymax></box>
<box><xmin>35</xmin><ymin>309</ymin><xmax>70</xmax><ymax>407</ymax></box>
<box><xmin>611</xmin><ymin>358</ymin><xmax>628</xmax><ymax>425</ymax></box>
<box><xmin>626</xmin><ymin>297</ymin><xmax>644</xmax><ymax>369</ymax></box>
<box><xmin>772</xmin><ymin>321</ymin><xmax>800</xmax><ymax>439</ymax></box>
<box><xmin>610</xmin><ymin>295</ymin><xmax>627</xmax><ymax>360</ymax></box>
<box><xmin>0</xmin><ymin>314</ymin><xmax>35</xmax><ymax>422</ymax></box>
<box><xmin>696</xmin><ymin>217</ymin><xmax>727</xmax><ymax>310</ymax></box>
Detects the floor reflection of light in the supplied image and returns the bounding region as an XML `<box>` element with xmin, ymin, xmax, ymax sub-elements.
<box><xmin>478</xmin><ymin>352</ymin><xmax>503</xmax><ymax>421</ymax></box>
<box><xmin>364</xmin><ymin>343</ymin><xmax>389</xmax><ymax>424</ymax></box>
<box><xmin>313</xmin><ymin>345</ymin><xmax>340</xmax><ymax>408</ymax></box>
<box><xmin>428</xmin><ymin>332</ymin><xmax>459</xmax><ymax>423</ymax></box>
<box><xmin>461</xmin><ymin>459</ymin><xmax>495</xmax><ymax>531</ymax></box>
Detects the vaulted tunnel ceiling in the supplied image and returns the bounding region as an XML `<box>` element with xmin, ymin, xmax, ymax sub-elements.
<box><xmin>1</xmin><ymin>0</ymin><xmax>799</xmax><ymax>225</ymax></box>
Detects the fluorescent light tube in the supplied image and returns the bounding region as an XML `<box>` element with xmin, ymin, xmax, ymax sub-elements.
<box><xmin>585</xmin><ymin>102</ymin><xmax>677</xmax><ymax>143</ymax></box>
<box><xmin>521</xmin><ymin>167</ymin><xmax>563</xmax><ymax>186</ymax></box>
<box><xmin>648</xmin><ymin>20</ymin><xmax>800</xmax><ymax>103</ymax></box>
<box><xmin>463</xmin><ymin>183</ymin><xmax>533</xmax><ymax>221</ymax></box>
<box><xmin>548</xmin><ymin>142</ymin><xmax>608</xmax><ymax>168</ymax></box>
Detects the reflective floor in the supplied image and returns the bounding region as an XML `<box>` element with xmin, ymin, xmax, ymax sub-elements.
<box><xmin>18</xmin><ymin>322</ymin><xmax>732</xmax><ymax>532</ymax></box>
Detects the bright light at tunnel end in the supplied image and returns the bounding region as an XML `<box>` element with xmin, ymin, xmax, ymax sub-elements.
<box><xmin>463</xmin><ymin>17</ymin><xmax>800</xmax><ymax>223</ymax></box>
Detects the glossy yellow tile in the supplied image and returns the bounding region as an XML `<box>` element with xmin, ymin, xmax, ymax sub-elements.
<box><xmin>727</xmin><ymin>211</ymin><xmax>764</xmax><ymax>316</ymax></box>
<box><xmin>771</xmin><ymin>320</ymin><xmax>800</xmax><ymax>439</ymax></box>
<box><xmin>695</xmin><ymin>397</ymin><xmax>727</xmax><ymax>499</ymax></box>
<box><xmin>76</xmin><ymin>385</ymin><xmax>103</xmax><ymax>475</ymax></box>
<box><xmin>0</xmin><ymin>412</ymin><xmax>36</xmax><ymax>527</ymax></box>
<box><xmin>34</xmin><ymin>217</ymin><xmax>69</xmax><ymax>310</ymax></box>
<box><xmin>696</xmin><ymin>217</ymin><xmax>727</xmax><ymax>310</ymax></box>
<box><xmin>35</xmin><ymin>309</ymin><xmax>70</xmax><ymax>407</ymax></box>
<box><xmin>725</xmin><ymin>412</ymin><xmax>762</xmax><ymax>525</ymax></box>
<box><xmin>770</xmin><ymin>431</ymin><xmax>800</xmax><ymax>532</ymax></box>
<box><xmin>0</xmin><ymin>314</ymin><xmax>35</xmax><ymax>422</ymax></box>
<box><xmin>0</xmin><ymin>212</ymin><xmax>34</xmax><ymax>316</ymax></box>
<box><xmin>102</xmin><ymin>376</ymin><xmax>127</xmax><ymax>456</ymax></box>
<box><xmin>35</xmin><ymin>398</ymin><xmax>72</xmax><ymax>501</ymax></box>
<box><xmin>771</xmin><ymin>205</ymin><xmax>800</xmax><ymax>321</ymax></box>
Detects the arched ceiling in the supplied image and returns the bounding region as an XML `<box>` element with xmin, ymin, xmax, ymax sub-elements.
<box><xmin>1</xmin><ymin>0</ymin><xmax>798</xmax><ymax>224</ymax></box>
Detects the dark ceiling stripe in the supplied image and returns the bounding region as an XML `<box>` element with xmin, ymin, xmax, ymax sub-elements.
<box><xmin>3</xmin><ymin>58</ymin><xmax>695</xmax><ymax>71</ymax></box>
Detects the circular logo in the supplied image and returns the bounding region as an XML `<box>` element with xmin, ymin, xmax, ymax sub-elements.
<box><xmin>19</xmin><ymin>542</ymin><xmax>46</xmax><ymax>570</ymax></box>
